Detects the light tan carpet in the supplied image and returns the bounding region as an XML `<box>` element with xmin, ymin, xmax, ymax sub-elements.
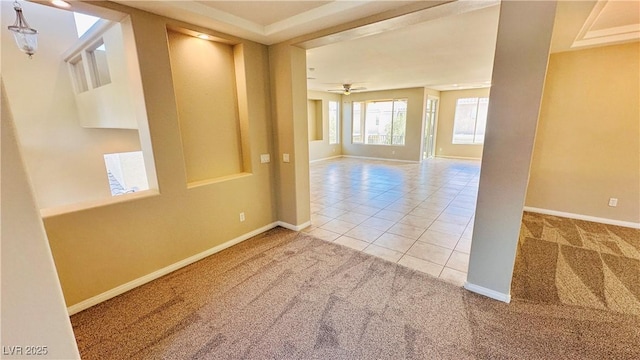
<box><xmin>513</xmin><ymin>212</ymin><xmax>640</xmax><ymax>316</ymax></box>
<box><xmin>72</xmin><ymin>226</ymin><xmax>640</xmax><ymax>359</ymax></box>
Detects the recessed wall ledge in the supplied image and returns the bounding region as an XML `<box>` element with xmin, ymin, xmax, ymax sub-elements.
<box><xmin>187</xmin><ymin>172</ymin><xmax>253</xmax><ymax>189</ymax></box>
<box><xmin>40</xmin><ymin>189</ymin><xmax>160</xmax><ymax>219</ymax></box>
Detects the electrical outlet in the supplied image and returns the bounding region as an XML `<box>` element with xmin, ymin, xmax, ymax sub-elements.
<box><xmin>283</xmin><ymin>153</ymin><xmax>290</xmax><ymax>163</ymax></box>
<box><xmin>260</xmin><ymin>154</ymin><xmax>270</xmax><ymax>163</ymax></box>
<box><xmin>239</xmin><ymin>212</ymin><xmax>245</xmax><ymax>222</ymax></box>
<box><xmin>608</xmin><ymin>198</ymin><xmax>618</xmax><ymax>207</ymax></box>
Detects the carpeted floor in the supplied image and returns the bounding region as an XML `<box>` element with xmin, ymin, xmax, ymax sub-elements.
<box><xmin>513</xmin><ymin>212</ymin><xmax>640</xmax><ymax>315</ymax></box>
<box><xmin>71</xmin><ymin>225</ymin><xmax>640</xmax><ymax>359</ymax></box>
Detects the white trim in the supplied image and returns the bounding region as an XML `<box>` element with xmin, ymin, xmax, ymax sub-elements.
<box><xmin>435</xmin><ymin>155</ymin><xmax>481</xmax><ymax>161</ymax></box>
<box><xmin>276</xmin><ymin>220</ymin><xmax>311</xmax><ymax>231</ymax></box>
<box><xmin>309</xmin><ymin>155</ymin><xmax>342</xmax><ymax>164</ymax></box>
<box><xmin>341</xmin><ymin>155</ymin><xmax>418</xmax><ymax>163</ymax></box>
<box><xmin>464</xmin><ymin>282</ymin><xmax>511</xmax><ymax>303</ymax></box>
<box><xmin>67</xmin><ymin>222</ymin><xmax>279</xmax><ymax>315</ymax></box>
<box><xmin>523</xmin><ymin>206</ymin><xmax>640</xmax><ymax>229</ymax></box>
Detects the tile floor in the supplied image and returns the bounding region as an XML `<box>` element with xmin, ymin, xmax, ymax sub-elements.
<box><xmin>304</xmin><ymin>157</ymin><xmax>480</xmax><ymax>286</ymax></box>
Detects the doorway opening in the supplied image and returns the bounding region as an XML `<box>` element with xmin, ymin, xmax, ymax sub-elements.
<box><xmin>423</xmin><ymin>96</ymin><xmax>439</xmax><ymax>160</ymax></box>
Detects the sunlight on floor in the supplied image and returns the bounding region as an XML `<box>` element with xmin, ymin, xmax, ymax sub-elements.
<box><xmin>307</xmin><ymin>157</ymin><xmax>480</xmax><ymax>285</ymax></box>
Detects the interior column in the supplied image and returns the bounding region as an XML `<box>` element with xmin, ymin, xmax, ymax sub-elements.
<box><xmin>465</xmin><ymin>1</ymin><xmax>558</xmax><ymax>301</ymax></box>
<box><xmin>268</xmin><ymin>43</ymin><xmax>311</xmax><ymax>229</ymax></box>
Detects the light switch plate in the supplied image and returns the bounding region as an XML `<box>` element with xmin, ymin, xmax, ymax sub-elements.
<box><xmin>283</xmin><ymin>153</ymin><xmax>290</xmax><ymax>163</ymax></box>
<box><xmin>260</xmin><ymin>154</ymin><xmax>270</xmax><ymax>163</ymax></box>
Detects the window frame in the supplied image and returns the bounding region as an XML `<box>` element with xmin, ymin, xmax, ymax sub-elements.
<box><xmin>68</xmin><ymin>54</ymin><xmax>89</xmax><ymax>93</ymax></box>
<box><xmin>328</xmin><ymin>100</ymin><xmax>340</xmax><ymax>145</ymax></box>
<box><xmin>451</xmin><ymin>97</ymin><xmax>489</xmax><ymax>145</ymax></box>
<box><xmin>86</xmin><ymin>38</ymin><xmax>112</xmax><ymax>89</ymax></box>
<box><xmin>351</xmin><ymin>98</ymin><xmax>408</xmax><ymax>146</ymax></box>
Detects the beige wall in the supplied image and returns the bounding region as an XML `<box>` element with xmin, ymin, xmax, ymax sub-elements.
<box><xmin>37</xmin><ymin>4</ymin><xmax>278</xmax><ymax>307</ymax></box>
<box><xmin>526</xmin><ymin>42</ymin><xmax>640</xmax><ymax>224</ymax></box>
<box><xmin>167</xmin><ymin>30</ymin><xmax>244</xmax><ymax>183</ymax></box>
<box><xmin>308</xmin><ymin>99</ymin><xmax>322</xmax><ymax>141</ymax></box>
<box><xmin>1</xmin><ymin>1</ymin><xmax>142</xmax><ymax>210</ymax></box>
<box><xmin>269</xmin><ymin>43</ymin><xmax>311</xmax><ymax>226</ymax></box>
<box><xmin>342</xmin><ymin>87</ymin><xmax>426</xmax><ymax>162</ymax></box>
<box><xmin>435</xmin><ymin>88</ymin><xmax>490</xmax><ymax>160</ymax></box>
<box><xmin>308</xmin><ymin>90</ymin><xmax>342</xmax><ymax>161</ymax></box>
<box><xmin>1</xmin><ymin>82</ymin><xmax>80</xmax><ymax>359</ymax></box>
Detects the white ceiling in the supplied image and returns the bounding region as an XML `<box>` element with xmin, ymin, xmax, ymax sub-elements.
<box><xmin>109</xmin><ymin>0</ymin><xmax>639</xmax><ymax>93</ymax></box>
<box><xmin>306</xmin><ymin>4</ymin><xmax>500</xmax><ymax>92</ymax></box>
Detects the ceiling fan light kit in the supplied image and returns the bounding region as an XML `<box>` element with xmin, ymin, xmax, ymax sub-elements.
<box><xmin>328</xmin><ymin>83</ymin><xmax>366</xmax><ymax>95</ymax></box>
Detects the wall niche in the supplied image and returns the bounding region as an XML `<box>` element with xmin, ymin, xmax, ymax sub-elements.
<box><xmin>167</xmin><ymin>29</ymin><xmax>249</xmax><ymax>185</ymax></box>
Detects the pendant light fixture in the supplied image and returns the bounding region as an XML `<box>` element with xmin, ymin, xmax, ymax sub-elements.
<box><xmin>7</xmin><ymin>1</ymin><xmax>38</xmax><ymax>58</ymax></box>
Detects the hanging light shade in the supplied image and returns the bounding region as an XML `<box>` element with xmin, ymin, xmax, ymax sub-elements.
<box><xmin>7</xmin><ymin>1</ymin><xmax>38</xmax><ymax>58</ymax></box>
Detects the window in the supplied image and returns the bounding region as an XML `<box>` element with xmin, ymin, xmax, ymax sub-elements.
<box><xmin>452</xmin><ymin>97</ymin><xmax>489</xmax><ymax>144</ymax></box>
<box><xmin>352</xmin><ymin>99</ymin><xmax>407</xmax><ymax>145</ymax></box>
<box><xmin>328</xmin><ymin>100</ymin><xmax>339</xmax><ymax>144</ymax></box>
<box><xmin>69</xmin><ymin>55</ymin><xmax>88</xmax><ymax>93</ymax></box>
<box><xmin>87</xmin><ymin>39</ymin><xmax>111</xmax><ymax>88</ymax></box>
<box><xmin>73</xmin><ymin>12</ymin><xmax>100</xmax><ymax>38</ymax></box>
<box><xmin>104</xmin><ymin>151</ymin><xmax>149</xmax><ymax>196</ymax></box>
<box><xmin>352</xmin><ymin>102</ymin><xmax>363</xmax><ymax>143</ymax></box>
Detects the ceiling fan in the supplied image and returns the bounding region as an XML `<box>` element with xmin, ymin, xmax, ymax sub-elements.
<box><xmin>328</xmin><ymin>84</ymin><xmax>366</xmax><ymax>95</ymax></box>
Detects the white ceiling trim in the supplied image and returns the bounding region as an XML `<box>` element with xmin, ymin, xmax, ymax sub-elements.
<box><xmin>165</xmin><ymin>1</ymin><xmax>265</xmax><ymax>34</ymax></box>
<box><xmin>264</xmin><ymin>1</ymin><xmax>368</xmax><ymax>36</ymax></box>
<box><xmin>573</xmin><ymin>29</ymin><xmax>640</xmax><ymax>48</ymax></box>
<box><xmin>113</xmin><ymin>0</ymin><xmax>411</xmax><ymax>45</ymax></box>
<box><xmin>584</xmin><ymin>24</ymin><xmax>640</xmax><ymax>40</ymax></box>
<box><xmin>572</xmin><ymin>0</ymin><xmax>640</xmax><ymax>49</ymax></box>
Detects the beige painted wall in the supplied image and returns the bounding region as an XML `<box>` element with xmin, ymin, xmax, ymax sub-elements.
<box><xmin>308</xmin><ymin>99</ymin><xmax>322</xmax><ymax>141</ymax></box>
<box><xmin>342</xmin><ymin>87</ymin><xmax>426</xmax><ymax>162</ymax></box>
<box><xmin>435</xmin><ymin>88</ymin><xmax>490</xmax><ymax>160</ymax></box>
<box><xmin>308</xmin><ymin>90</ymin><xmax>342</xmax><ymax>161</ymax></box>
<box><xmin>36</xmin><ymin>4</ymin><xmax>277</xmax><ymax>306</ymax></box>
<box><xmin>269</xmin><ymin>43</ymin><xmax>311</xmax><ymax>226</ymax></box>
<box><xmin>1</xmin><ymin>1</ymin><xmax>142</xmax><ymax>210</ymax></box>
<box><xmin>526</xmin><ymin>42</ymin><xmax>640</xmax><ymax>224</ymax></box>
<box><xmin>1</xmin><ymin>82</ymin><xmax>80</xmax><ymax>359</ymax></box>
<box><xmin>167</xmin><ymin>30</ymin><xmax>244</xmax><ymax>183</ymax></box>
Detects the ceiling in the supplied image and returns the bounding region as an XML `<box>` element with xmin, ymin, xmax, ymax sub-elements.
<box><xmin>111</xmin><ymin>0</ymin><xmax>639</xmax><ymax>93</ymax></box>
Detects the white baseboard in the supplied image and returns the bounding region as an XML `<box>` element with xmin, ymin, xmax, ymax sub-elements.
<box><xmin>434</xmin><ymin>155</ymin><xmax>482</xmax><ymax>161</ymax></box>
<box><xmin>464</xmin><ymin>282</ymin><xmax>511</xmax><ymax>303</ymax></box>
<box><xmin>341</xmin><ymin>155</ymin><xmax>418</xmax><ymax>163</ymax></box>
<box><xmin>67</xmin><ymin>222</ymin><xmax>279</xmax><ymax>315</ymax></box>
<box><xmin>277</xmin><ymin>220</ymin><xmax>311</xmax><ymax>231</ymax></box>
<box><xmin>309</xmin><ymin>155</ymin><xmax>342</xmax><ymax>164</ymax></box>
<box><xmin>523</xmin><ymin>206</ymin><xmax>640</xmax><ymax>229</ymax></box>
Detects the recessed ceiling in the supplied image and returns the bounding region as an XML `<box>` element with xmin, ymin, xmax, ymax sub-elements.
<box><xmin>113</xmin><ymin>0</ymin><xmax>418</xmax><ymax>45</ymax></box>
<box><xmin>197</xmin><ymin>1</ymin><xmax>330</xmax><ymax>27</ymax></box>
<box><xmin>306</xmin><ymin>4</ymin><xmax>500</xmax><ymax>92</ymax></box>
<box><xmin>110</xmin><ymin>0</ymin><xmax>639</xmax><ymax>93</ymax></box>
<box><xmin>572</xmin><ymin>0</ymin><xmax>640</xmax><ymax>48</ymax></box>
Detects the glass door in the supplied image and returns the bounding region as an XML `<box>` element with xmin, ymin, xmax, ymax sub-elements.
<box><xmin>423</xmin><ymin>97</ymin><xmax>439</xmax><ymax>159</ymax></box>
